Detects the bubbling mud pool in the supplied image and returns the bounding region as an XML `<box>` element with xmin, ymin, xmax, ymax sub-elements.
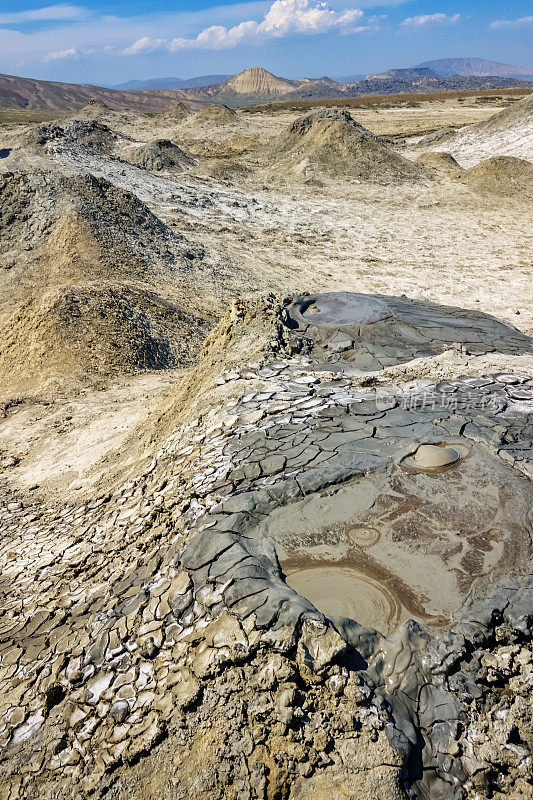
<box><xmin>267</xmin><ymin>442</ymin><xmax>532</xmax><ymax>637</ymax></box>
<box><xmin>297</xmin><ymin>293</ymin><xmax>392</xmax><ymax>326</ymax></box>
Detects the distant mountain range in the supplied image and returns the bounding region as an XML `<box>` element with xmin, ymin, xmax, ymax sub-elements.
<box><xmin>415</xmin><ymin>58</ymin><xmax>533</xmax><ymax>79</ymax></box>
<box><xmin>110</xmin><ymin>58</ymin><xmax>533</xmax><ymax>95</ymax></box>
<box><xmin>1</xmin><ymin>62</ymin><xmax>532</xmax><ymax>113</ymax></box>
<box><xmin>0</xmin><ymin>72</ymin><xmax>206</xmax><ymax>112</ymax></box>
<box><xmin>176</xmin><ymin>66</ymin><xmax>533</xmax><ymax>106</ymax></box>
<box><xmin>334</xmin><ymin>74</ymin><xmax>366</xmax><ymax>82</ymax></box>
<box><xmin>113</xmin><ymin>75</ymin><xmax>231</xmax><ymax>90</ymax></box>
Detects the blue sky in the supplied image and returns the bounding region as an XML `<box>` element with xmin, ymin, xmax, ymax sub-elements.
<box><xmin>0</xmin><ymin>0</ymin><xmax>531</xmax><ymax>84</ymax></box>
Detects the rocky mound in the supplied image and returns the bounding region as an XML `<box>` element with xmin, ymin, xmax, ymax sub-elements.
<box><xmin>463</xmin><ymin>155</ymin><xmax>533</xmax><ymax>198</ymax></box>
<box><xmin>77</xmin><ymin>99</ymin><xmax>111</xmax><ymax>116</ymax></box>
<box><xmin>127</xmin><ymin>139</ymin><xmax>196</xmax><ymax>173</ymax></box>
<box><xmin>26</xmin><ymin>119</ymin><xmax>119</xmax><ymax>153</ymax></box>
<box><xmin>415</xmin><ymin>151</ymin><xmax>464</xmax><ymax>178</ymax></box>
<box><xmin>0</xmin><ymin>171</ymin><xmax>186</xmax><ymax>278</ymax></box>
<box><xmin>66</xmin><ymin>103</ymin><xmax>157</xmax><ymax>138</ymax></box>
<box><xmin>0</xmin><ymin>171</ymin><xmax>213</xmax><ymax>392</ymax></box>
<box><xmin>158</xmin><ymin>102</ymin><xmax>193</xmax><ymax>122</ymax></box>
<box><xmin>0</xmin><ymin>284</ymin><xmax>208</xmax><ymax>390</ymax></box>
<box><xmin>270</xmin><ymin>109</ymin><xmax>426</xmax><ymax>182</ymax></box>
<box><xmin>191</xmin><ymin>103</ymin><xmax>237</xmax><ymax>125</ymax></box>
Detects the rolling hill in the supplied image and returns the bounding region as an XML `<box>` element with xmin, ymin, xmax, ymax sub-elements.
<box><xmin>180</xmin><ymin>66</ymin><xmax>533</xmax><ymax>106</ymax></box>
<box><xmin>1</xmin><ymin>64</ymin><xmax>532</xmax><ymax>114</ymax></box>
<box><xmin>0</xmin><ymin>73</ymin><xmax>205</xmax><ymax>112</ymax></box>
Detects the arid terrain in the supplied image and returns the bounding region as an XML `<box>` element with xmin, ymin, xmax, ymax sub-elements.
<box><xmin>0</xmin><ymin>89</ymin><xmax>532</xmax><ymax>800</ymax></box>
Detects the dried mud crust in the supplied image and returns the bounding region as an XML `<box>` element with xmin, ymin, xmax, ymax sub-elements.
<box><xmin>286</xmin><ymin>291</ymin><xmax>533</xmax><ymax>370</ymax></box>
<box><xmin>0</xmin><ymin>294</ymin><xmax>531</xmax><ymax>800</ymax></box>
<box><xmin>0</xmin><ymin>92</ymin><xmax>532</xmax><ymax>800</ymax></box>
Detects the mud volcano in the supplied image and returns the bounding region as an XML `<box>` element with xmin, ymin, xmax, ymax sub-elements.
<box><xmin>270</xmin><ymin>108</ymin><xmax>425</xmax><ymax>182</ymax></box>
<box><xmin>178</xmin><ymin>292</ymin><xmax>532</xmax><ymax>798</ymax></box>
<box><xmin>287</xmin><ymin>290</ymin><xmax>533</xmax><ymax>371</ymax></box>
<box><xmin>180</xmin><ymin>293</ymin><xmax>533</xmax><ymax>643</ymax></box>
<box><xmin>127</xmin><ymin>139</ymin><xmax>196</xmax><ymax>173</ymax></box>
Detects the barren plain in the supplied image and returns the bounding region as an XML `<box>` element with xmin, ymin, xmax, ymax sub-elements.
<box><xmin>0</xmin><ymin>90</ymin><xmax>532</xmax><ymax>800</ymax></box>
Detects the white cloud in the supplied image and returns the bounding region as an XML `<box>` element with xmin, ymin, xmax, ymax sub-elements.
<box><xmin>259</xmin><ymin>0</ymin><xmax>363</xmax><ymax>35</ymax></box>
<box><xmin>0</xmin><ymin>5</ymin><xmax>86</xmax><ymax>25</ymax></box>
<box><xmin>401</xmin><ymin>12</ymin><xmax>460</xmax><ymax>27</ymax></box>
<box><xmin>44</xmin><ymin>47</ymin><xmax>77</xmax><ymax>62</ymax></box>
<box><xmin>123</xmin><ymin>36</ymin><xmax>168</xmax><ymax>55</ymax></box>
<box><xmin>125</xmin><ymin>0</ymin><xmax>369</xmax><ymax>54</ymax></box>
<box><xmin>490</xmin><ymin>16</ymin><xmax>533</xmax><ymax>29</ymax></box>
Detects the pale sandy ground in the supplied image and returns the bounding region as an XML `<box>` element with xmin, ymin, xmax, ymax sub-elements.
<box><xmin>0</xmin><ymin>371</ymin><xmax>181</xmax><ymax>496</ymax></box>
<box><xmin>1</xmin><ymin>95</ymin><xmax>531</xmax><ymax>500</ymax></box>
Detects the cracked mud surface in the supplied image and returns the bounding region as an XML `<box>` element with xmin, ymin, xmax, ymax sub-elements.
<box><xmin>0</xmin><ymin>293</ymin><xmax>531</xmax><ymax>800</ymax></box>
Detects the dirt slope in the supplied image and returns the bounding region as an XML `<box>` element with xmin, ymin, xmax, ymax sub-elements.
<box><xmin>415</xmin><ymin>92</ymin><xmax>533</xmax><ymax>166</ymax></box>
<box><xmin>0</xmin><ymin>171</ymin><xmax>213</xmax><ymax>394</ymax></box>
<box><xmin>0</xmin><ymin>72</ymin><xmax>206</xmax><ymax>112</ymax></box>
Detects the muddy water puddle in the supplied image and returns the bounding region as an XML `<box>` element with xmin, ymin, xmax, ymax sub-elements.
<box><xmin>269</xmin><ymin>444</ymin><xmax>532</xmax><ymax>636</ymax></box>
<box><xmin>283</xmin><ymin>560</ymin><xmax>448</xmax><ymax>636</ymax></box>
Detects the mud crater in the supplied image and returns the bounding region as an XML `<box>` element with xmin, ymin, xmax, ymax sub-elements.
<box><xmin>273</xmin><ymin>442</ymin><xmax>531</xmax><ymax>636</ymax></box>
